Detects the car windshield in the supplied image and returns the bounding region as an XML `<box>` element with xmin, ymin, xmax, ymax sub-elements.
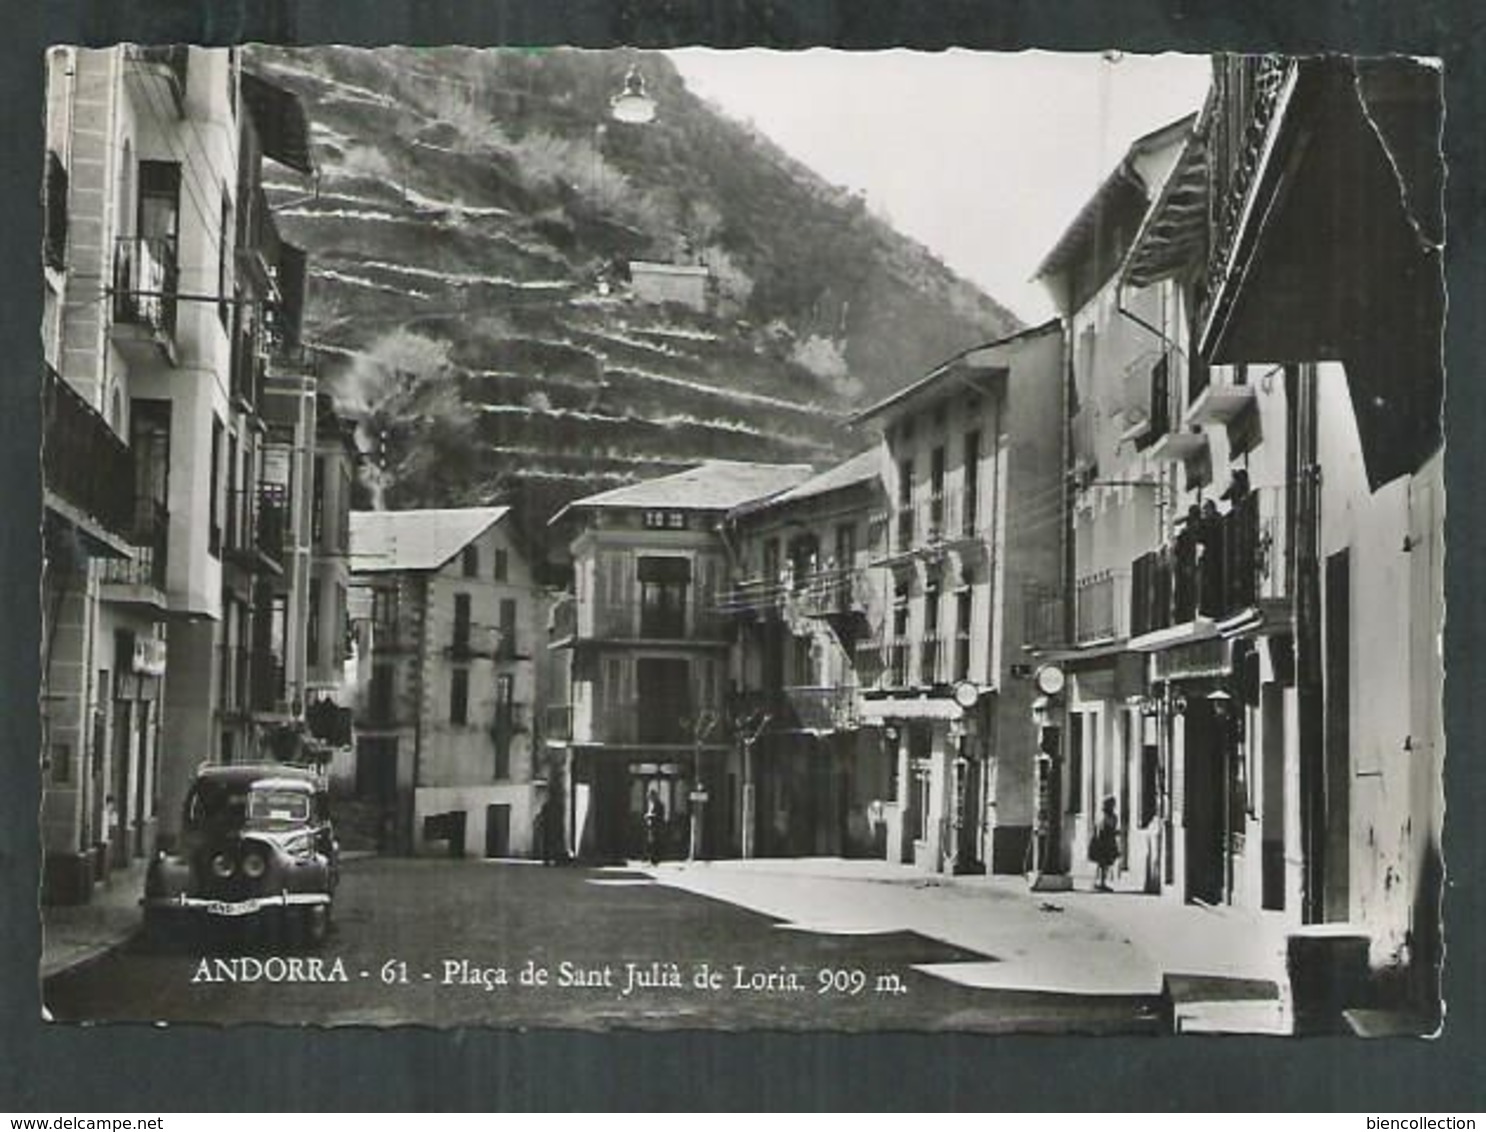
<box><xmin>246</xmin><ymin>788</ymin><xmax>313</xmax><ymax>826</ymax></box>
<box><xmin>186</xmin><ymin>780</ymin><xmax>316</xmax><ymax>832</ymax></box>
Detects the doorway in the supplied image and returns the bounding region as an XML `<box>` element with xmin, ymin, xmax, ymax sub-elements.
<box><xmin>1183</xmin><ymin>699</ymin><xmax>1226</xmax><ymax>905</ymax></box>
<box><xmin>484</xmin><ymin>803</ymin><xmax>511</xmax><ymax>858</ymax></box>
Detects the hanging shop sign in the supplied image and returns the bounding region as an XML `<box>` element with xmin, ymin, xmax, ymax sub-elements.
<box><xmin>1153</xmin><ymin>637</ymin><xmax>1230</xmax><ymax>682</ymax></box>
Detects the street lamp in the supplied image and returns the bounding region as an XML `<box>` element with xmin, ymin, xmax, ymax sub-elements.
<box><xmin>609</xmin><ymin>65</ymin><xmax>657</xmax><ymax>124</ymax></box>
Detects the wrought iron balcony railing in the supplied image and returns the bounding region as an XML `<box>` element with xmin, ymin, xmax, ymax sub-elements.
<box><xmin>42</xmin><ymin>364</ymin><xmax>134</xmax><ymax>542</ymax></box>
<box><xmin>98</xmin><ymin>497</ymin><xmax>169</xmax><ymax>593</ymax></box>
<box><xmin>1130</xmin><ymin>487</ymin><xmax>1282</xmax><ymax>636</ymax></box>
<box><xmin>112</xmin><ymin>236</ymin><xmax>178</xmax><ymax>341</ymax></box>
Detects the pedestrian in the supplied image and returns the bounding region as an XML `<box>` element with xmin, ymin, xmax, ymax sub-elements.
<box><xmin>643</xmin><ymin>788</ymin><xmax>666</xmax><ymax>866</ymax></box>
<box><xmin>1089</xmin><ymin>796</ymin><xmax>1121</xmax><ymax>892</ymax></box>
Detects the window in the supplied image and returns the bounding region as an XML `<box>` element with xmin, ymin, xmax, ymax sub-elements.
<box><xmin>137</xmin><ymin>161</ymin><xmax>180</xmax><ymax>242</ymax></box>
<box><xmin>450</xmin><ymin>668</ymin><xmax>469</xmax><ymax>725</ymax></box>
<box><xmin>762</xmin><ymin>538</ymin><xmax>780</xmax><ymax>583</ymax></box>
<box><xmin>218</xmin><ymin>191</ymin><xmax>232</xmax><ymax>329</ymax></box>
<box><xmin>897</xmin><ymin>458</ymin><xmax>915</xmax><ymax>549</ymax></box>
<box><xmin>930</xmin><ymin>446</ymin><xmax>946</xmax><ymax>535</ymax></box>
<box><xmin>44</xmin><ymin>151</ymin><xmax>67</xmax><ymax>271</ymax></box>
<box><xmin>335</xmin><ymin>583</ymin><xmax>348</xmax><ymax>663</ymax></box>
<box><xmin>462</xmin><ymin>544</ymin><xmax>479</xmax><ymax>578</ymax></box>
<box><xmin>493</xmin><ymin>673</ymin><xmax>514</xmax><ymax>780</ymax></box>
<box><xmin>498</xmin><ymin>598</ymin><xmax>517</xmax><ymax>657</ymax></box>
<box><xmin>453</xmin><ymin>593</ymin><xmax>471</xmax><ymax>652</ymax></box>
<box><xmin>307</xmin><ymin>579</ymin><xmax>322</xmax><ymax>669</ymax></box>
<box><xmin>963</xmin><ymin>430</ymin><xmax>980</xmax><ymax>536</ymax></box>
<box><xmin>955</xmin><ymin>583</ymin><xmax>974</xmax><ymax>682</ymax></box>
<box><xmin>638</xmin><ymin>556</ymin><xmax>690</xmax><ymax>638</ymax></box>
<box><xmin>1139</xmin><ymin>355</ymin><xmax>1171</xmax><ymax>451</ymax></box>
<box><xmin>372</xmin><ymin>586</ymin><xmax>398</xmax><ymax>638</ymax></box>
<box><xmin>644</xmin><ymin>510</ymin><xmax>687</xmax><ymax>530</ymax></box>
<box><xmin>208</xmin><ymin>418</ymin><xmax>223</xmax><ymax>557</ymax></box>
<box><xmin>494</xmin><ymin>548</ymin><xmax>508</xmax><ymax>582</ymax></box>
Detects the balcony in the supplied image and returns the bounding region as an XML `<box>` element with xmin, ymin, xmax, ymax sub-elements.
<box><xmin>732</xmin><ymin>686</ymin><xmax>860</xmax><ymax>734</ymax></box>
<box><xmin>544</xmin><ymin>703</ymin><xmax>573</xmax><ymax>743</ymax></box>
<box><xmin>1201</xmin><ymin>57</ymin><xmax>1295</xmax><ymax>339</ymax></box>
<box><xmin>792</xmin><ymin>566</ymin><xmax>870</xmax><ymax>618</ymax></box>
<box><xmin>111</xmin><ymin>237</ymin><xmax>178</xmax><ymax>362</ymax></box>
<box><xmin>1073</xmin><ymin>569</ymin><xmax>1129</xmax><ymax>645</ymax></box>
<box><xmin>1022</xmin><ymin>584</ymin><xmax>1065</xmax><ymax>651</ymax></box>
<box><xmin>42</xmin><ymin>365</ymin><xmax>134</xmax><ymax>548</ymax></box>
<box><xmin>447</xmin><ymin>629</ymin><xmax>525</xmax><ymax>662</ymax></box>
<box><xmin>548</xmin><ymin>700</ymin><xmax>721</xmax><ymax>748</ymax></box>
<box><xmin>547</xmin><ymin>597</ymin><xmax>728</xmax><ymax>648</ymax></box>
<box><xmin>98</xmin><ymin>498</ymin><xmax>169</xmax><ymax>609</ymax></box>
<box><xmin>1130</xmin><ymin>487</ymin><xmax>1286</xmax><ymax>642</ymax></box>
<box><xmin>884</xmin><ymin>641</ymin><xmax>911</xmax><ymax>689</ymax></box>
<box><xmin>224</xmin><ymin>483</ymin><xmax>287</xmax><ymax>576</ymax></box>
<box><xmin>715</xmin><ymin>576</ymin><xmax>784</xmax><ymax>619</ymax></box>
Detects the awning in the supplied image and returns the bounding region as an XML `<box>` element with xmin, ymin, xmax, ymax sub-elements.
<box><xmin>242</xmin><ymin>71</ymin><xmax>314</xmax><ymax>176</ymax></box>
<box><xmin>859</xmin><ymin>697</ymin><xmax>963</xmax><ymax>723</ymax></box>
<box><xmin>1123</xmin><ymin>126</ymin><xmax>1210</xmax><ymax>290</ymax></box>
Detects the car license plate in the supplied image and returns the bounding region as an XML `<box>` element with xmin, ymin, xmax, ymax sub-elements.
<box><xmin>205</xmin><ymin>900</ymin><xmax>257</xmax><ymax>917</ymax></box>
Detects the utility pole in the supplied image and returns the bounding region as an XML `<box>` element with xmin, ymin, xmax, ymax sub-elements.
<box><xmin>687</xmin><ymin>710</ymin><xmax>717</xmax><ymax>861</ymax></box>
<box><xmin>737</xmin><ymin>709</ymin><xmax>771</xmax><ymax>860</ymax></box>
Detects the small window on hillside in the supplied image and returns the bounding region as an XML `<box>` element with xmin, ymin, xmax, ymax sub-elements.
<box><xmin>462</xmin><ymin>545</ymin><xmax>479</xmax><ymax>577</ymax></box>
<box><xmin>494</xmin><ymin>548</ymin><xmax>508</xmax><ymax>582</ymax></box>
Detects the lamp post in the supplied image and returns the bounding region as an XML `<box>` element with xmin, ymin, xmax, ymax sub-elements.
<box><xmin>609</xmin><ymin>65</ymin><xmax>657</xmax><ymax>125</ymax></box>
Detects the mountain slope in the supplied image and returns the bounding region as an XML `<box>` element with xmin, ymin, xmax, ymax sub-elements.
<box><xmin>248</xmin><ymin>46</ymin><xmax>1022</xmax><ymax>534</ymax></box>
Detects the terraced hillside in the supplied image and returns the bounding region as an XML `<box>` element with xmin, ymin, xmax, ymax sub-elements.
<box><xmin>248</xmin><ymin>46</ymin><xmax>1021</xmax><ymax>543</ymax></box>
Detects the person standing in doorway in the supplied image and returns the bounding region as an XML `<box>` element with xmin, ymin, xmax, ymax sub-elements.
<box><xmin>643</xmin><ymin>788</ymin><xmax>667</xmax><ymax>866</ymax></box>
<box><xmin>1090</xmin><ymin>796</ymin><xmax>1121</xmax><ymax>892</ymax></box>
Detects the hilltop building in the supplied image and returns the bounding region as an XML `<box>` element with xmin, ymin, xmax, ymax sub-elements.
<box><xmin>350</xmin><ymin>507</ymin><xmax>547</xmax><ymax>858</ymax></box>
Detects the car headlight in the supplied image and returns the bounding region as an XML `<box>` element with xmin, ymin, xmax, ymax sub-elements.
<box><xmin>241</xmin><ymin>851</ymin><xmax>268</xmax><ymax>879</ymax></box>
<box><xmin>209</xmin><ymin>852</ymin><xmax>234</xmax><ymax>879</ymax></box>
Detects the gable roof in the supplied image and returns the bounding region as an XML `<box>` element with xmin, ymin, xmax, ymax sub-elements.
<box><xmin>851</xmin><ymin>320</ymin><xmax>1061</xmax><ymax>427</ymax></box>
<box><xmin>733</xmin><ymin>448</ymin><xmax>884</xmax><ymax>519</ymax></box>
<box><xmin>550</xmin><ymin>461</ymin><xmax>813</xmax><ymax>525</ymax></box>
<box><xmin>350</xmin><ymin>507</ymin><xmax>510</xmax><ymax>573</ymax></box>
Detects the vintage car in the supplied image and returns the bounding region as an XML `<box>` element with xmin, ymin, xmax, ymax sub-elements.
<box><xmin>143</xmin><ymin>762</ymin><xmax>339</xmax><ymax>947</ymax></box>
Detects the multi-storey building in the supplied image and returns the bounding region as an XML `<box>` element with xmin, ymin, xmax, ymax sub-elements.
<box><xmin>350</xmin><ymin>508</ymin><xmax>546</xmax><ymax>858</ymax></box>
<box><xmin>720</xmin><ymin>450</ymin><xmax>890</xmax><ymax>858</ymax></box>
<box><xmin>546</xmin><ymin>461</ymin><xmax>811</xmax><ymax>862</ymax></box>
<box><xmin>1038</xmin><ymin>56</ymin><xmax>1444</xmax><ymax>1024</ymax></box>
<box><xmin>850</xmin><ymin>325</ymin><xmax>1065</xmax><ymax>876</ymax></box>
<box><xmin>39</xmin><ymin>46</ymin><xmax>313</xmax><ymax>897</ymax></box>
<box><xmin>1030</xmin><ymin>115</ymin><xmax>1195</xmax><ymax>893</ymax></box>
<box><xmin>261</xmin><ymin>379</ymin><xmax>358</xmax><ymax>763</ymax></box>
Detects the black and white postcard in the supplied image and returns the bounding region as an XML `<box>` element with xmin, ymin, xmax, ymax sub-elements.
<box><xmin>36</xmin><ymin>43</ymin><xmax>1446</xmax><ymax>1041</ymax></box>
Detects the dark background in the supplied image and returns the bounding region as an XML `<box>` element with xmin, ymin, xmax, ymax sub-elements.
<box><xmin>3</xmin><ymin>0</ymin><xmax>1482</xmax><ymax>1112</ymax></box>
